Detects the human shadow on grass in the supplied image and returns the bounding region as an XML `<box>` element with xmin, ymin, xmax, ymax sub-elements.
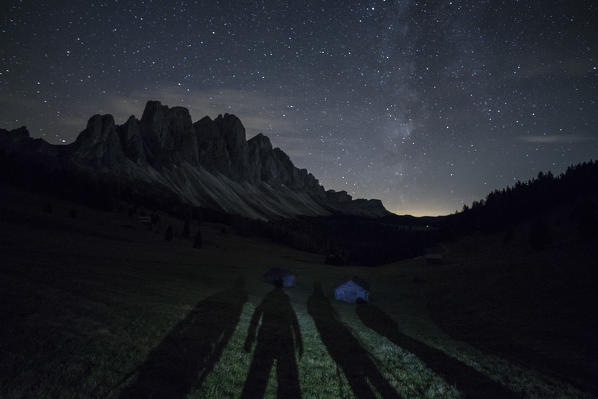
<box><xmin>118</xmin><ymin>277</ymin><xmax>248</xmax><ymax>399</ymax></box>
<box><xmin>355</xmin><ymin>300</ymin><xmax>520</xmax><ymax>399</ymax></box>
<box><xmin>307</xmin><ymin>282</ymin><xmax>402</xmax><ymax>399</ymax></box>
<box><xmin>241</xmin><ymin>279</ymin><xmax>302</xmax><ymax>399</ymax></box>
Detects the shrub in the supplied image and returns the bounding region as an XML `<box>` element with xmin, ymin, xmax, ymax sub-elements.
<box><xmin>503</xmin><ymin>226</ymin><xmax>514</xmax><ymax>244</ymax></box>
<box><xmin>193</xmin><ymin>230</ymin><xmax>203</xmax><ymax>249</ymax></box>
<box><xmin>43</xmin><ymin>202</ymin><xmax>53</xmax><ymax>214</ymax></box>
<box><xmin>164</xmin><ymin>225</ymin><xmax>174</xmax><ymax>242</ymax></box>
<box><xmin>571</xmin><ymin>200</ymin><xmax>598</xmax><ymax>239</ymax></box>
<box><xmin>325</xmin><ymin>248</ymin><xmax>348</xmax><ymax>265</ymax></box>
<box><xmin>182</xmin><ymin>219</ymin><xmax>190</xmax><ymax>238</ymax></box>
<box><xmin>529</xmin><ymin>218</ymin><xmax>552</xmax><ymax>250</ymax></box>
<box><xmin>578</xmin><ymin>213</ymin><xmax>598</xmax><ymax>238</ymax></box>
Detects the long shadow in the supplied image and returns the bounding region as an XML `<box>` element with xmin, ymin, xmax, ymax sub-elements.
<box><xmin>118</xmin><ymin>277</ymin><xmax>248</xmax><ymax>399</ymax></box>
<box><xmin>307</xmin><ymin>282</ymin><xmax>402</xmax><ymax>399</ymax></box>
<box><xmin>241</xmin><ymin>280</ymin><xmax>302</xmax><ymax>399</ymax></box>
<box><xmin>355</xmin><ymin>300</ymin><xmax>520</xmax><ymax>399</ymax></box>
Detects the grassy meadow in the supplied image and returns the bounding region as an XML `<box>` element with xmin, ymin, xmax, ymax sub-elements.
<box><xmin>0</xmin><ymin>184</ymin><xmax>595</xmax><ymax>398</ymax></box>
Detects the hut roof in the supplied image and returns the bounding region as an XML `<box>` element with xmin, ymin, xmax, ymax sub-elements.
<box><xmin>335</xmin><ymin>276</ymin><xmax>370</xmax><ymax>290</ymax></box>
<box><xmin>263</xmin><ymin>267</ymin><xmax>296</xmax><ymax>287</ymax></box>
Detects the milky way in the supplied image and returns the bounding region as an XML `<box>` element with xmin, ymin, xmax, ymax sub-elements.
<box><xmin>1</xmin><ymin>1</ymin><xmax>597</xmax><ymax>215</ymax></box>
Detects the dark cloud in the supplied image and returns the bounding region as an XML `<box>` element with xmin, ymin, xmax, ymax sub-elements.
<box><xmin>517</xmin><ymin>135</ymin><xmax>595</xmax><ymax>144</ymax></box>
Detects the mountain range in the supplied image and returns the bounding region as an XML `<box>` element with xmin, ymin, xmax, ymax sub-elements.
<box><xmin>0</xmin><ymin>100</ymin><xmax>388</xmax><ymax>220</ymax></box>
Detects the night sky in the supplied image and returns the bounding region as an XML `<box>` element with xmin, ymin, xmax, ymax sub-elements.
<box><xmin>1</xmin><ymin>1</ymin><xmax>597</xmax><ymax>216</ymax></box>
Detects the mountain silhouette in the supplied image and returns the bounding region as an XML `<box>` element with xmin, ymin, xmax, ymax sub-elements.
<box><xmin>0</xmin><ymin>101</ymin><xmax>387</xmax><ymax>220</ymax></box>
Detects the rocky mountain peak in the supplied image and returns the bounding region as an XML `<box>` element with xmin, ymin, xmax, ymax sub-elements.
<box><xmin>213</xmin><ymin>113</ymin><xmax>249</xmax><ymax>180</ymax></box>
<box><xmin>0</xmin><ymin>100</ymin><xmax>389</xmax><ymax>219</ymax></box>
<box><xmin>0</xmin><ymin>126</ymin><xmax>31</xmax><ymax>152</ymax></box>
<box><xmin>8</xmin><ymin>126</ymin><xmax>30</xmax><ymax>140</ymax></box>
<box><xmin>73</xmin><ymin>114</ymin><xmax>123</xmax><ymax>167</ymax></box>
<box><xmin>139</xmin><ymin>101</ymin><xmax>198</xmax><ymax>167</ymax></box>
<box><xmin>140</xmin><ymin>100</ymin><xmax>168</xmax><ymax>125</ymax></box>
<box><xmin>118</xmin><ymin>115</ymin><xmax>145</xmax><ymax>162</ymax></box>
<box><xmin>248</xmin><ymin>133</ymin><xmax>273</xmax><ymax>152</ymax></box>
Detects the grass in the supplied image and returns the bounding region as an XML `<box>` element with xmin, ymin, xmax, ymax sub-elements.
<box><xmin>188</xmin><ymin>302</ymin><xmax>353</xmax><ymax>399</ymax></box>
<box><xmin>0</xmin><ymin>183</ymin><xmax>595</xmax><ymax>398</ymax></box>
<box><xmin>189</xmin><ymin>299</ymin><xmax>461</xmax><ymax>399</ymax></box>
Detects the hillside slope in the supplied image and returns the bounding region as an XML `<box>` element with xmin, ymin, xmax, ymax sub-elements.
<box><xmin>0</xmin><ymin>101</ymin><xmax>387</xmax><ymax>220</ymax></box>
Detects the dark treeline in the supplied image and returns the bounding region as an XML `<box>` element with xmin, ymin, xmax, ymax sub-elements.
<box><xmin>231</xmin><ymin>214</ymin><xmax>440</xmax><ymax>266</ymax></box>
<box><xmin>238</xmin><ymin>160</ymin><xmax>598</xmax><ymax>261</ymax></box>
<box><xmin>442</xmin><ymin>160</ymin><xmax>598</xmax><ymax>236</ymax></box>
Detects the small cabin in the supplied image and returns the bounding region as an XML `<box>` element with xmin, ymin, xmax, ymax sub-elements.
<box><xmin>424</xmin><ymin>253</ymin><xmax>443</xmax><ymax>265</ymax></box>
<box><xmin>424</xmin><ymin>246</ymin><xmax>444</xmax><ymax>265</ymax></box>
<box><xmin>263</xmin><ymin>267</ymin><xmax>296</xmax><ymax>287</ymax></box>
<box><xmin>334</xmin><ymin>277</ymin><xmax>370</xmax><ymax>303</ymax></box>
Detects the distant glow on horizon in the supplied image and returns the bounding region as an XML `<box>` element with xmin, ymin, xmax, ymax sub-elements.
<box><xmin>388</xmin><ymin>206</ymin><xmax>454</xmax><ymax>218</ymax></box>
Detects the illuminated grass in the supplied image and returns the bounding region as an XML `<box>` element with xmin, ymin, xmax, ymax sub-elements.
<box><xmin>189</xmin><ymin>303</ymin><xmax>253</xmax><ymax>398</ymax></box>
<box><xmin>339</xmin><ymin>310</ymin><xmax>461</xmax><ymax>399</ymax></box>
<box><xmin>190</xmin><ymin>302</ymin><xmax>355</xmax><ymax>399</ymax></box>
<box><xmin>431</xmin><ymin>339</ymin><xmax>594</xmax><ymax>399</ymax></box>
<box><xmin>295</xmin><ymin>310</ymin><xmax>355</xmax><ymax>399</ymax></box>
<box><xmin>191</xmin><ymin>297</ymin><xmax>462</xmax><ymax>399</ymax></box>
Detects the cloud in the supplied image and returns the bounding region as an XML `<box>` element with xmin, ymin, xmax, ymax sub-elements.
<box><xmin>1</xmin><ymin>83</ymin><xmax>337</xmax><ymax>169</ymax></box>
<box><xmin>30</xmin><ymin>84</ymin><xmax>325</xmax><ymax>167</ymax></box>
<box><xmin>510</xmin><ymin>58</ymin><xmax>597</xmax><ymax>81</ymax></box>
<box><xmin>48</xmin><ymin>84</ymin><xmax>309</xmax><ymax>141</ymax></box>
<box><xmin>516</xmin><ymin>135</ymin><xmax>595</xmax><ymax>144</ymax></box>
<box><xmin>115</xmin><ymin>86</ymin><xmax>321</xmax><ymax>159</ymax></box>
<box><xmin>98</xmin><ymin>86</ymin><xmax>298</xmax><ymax>134</ymax></box>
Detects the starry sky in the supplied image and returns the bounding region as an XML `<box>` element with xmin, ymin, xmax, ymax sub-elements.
<box><xmin>1</xmin><ymin>1</ymin><xmax>597</xmax><ymax>216</ymax></box>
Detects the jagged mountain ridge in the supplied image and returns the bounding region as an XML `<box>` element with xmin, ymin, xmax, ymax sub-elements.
<box><xmin>0</xmin><ymin>100</ymin><xmax>388</xmax><ymax>220</ymax></box>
